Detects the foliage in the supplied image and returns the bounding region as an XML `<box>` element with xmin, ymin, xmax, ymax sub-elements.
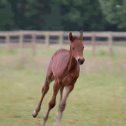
<box><xmin>0</xmin><ymin>0</ymin><xmax>13</xmax><ymax>30</ymax></box>
<box><xmin>99</xmin><ymin>0</ymin><xmax>126</xmax><ymax>30</ymax></box>
<box><xmin>25</xmin><ymin>0</ymin><xmax>51</xmax><ymax>29</ymax></box>
<box><xmin>0</xmin><ymin>0</ymin><xmax>125</xmax><ymax>31</ymax></box>
<box><xmin>61</xmin><ymin>0</ymin><xmax>106</xmax><ymax>31</ymax></box>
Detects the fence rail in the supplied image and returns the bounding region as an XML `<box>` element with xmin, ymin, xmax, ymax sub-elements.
<box><xmin>0</xmin><ymin>31</ymin><xmax>126</xmax><ymax>55</ymax></box>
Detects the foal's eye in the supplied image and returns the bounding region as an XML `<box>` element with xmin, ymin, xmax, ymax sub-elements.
<box><xmin>72</xmin><ymin>47</ymin><xmax>75</xmax><ymax>50</ymax></box>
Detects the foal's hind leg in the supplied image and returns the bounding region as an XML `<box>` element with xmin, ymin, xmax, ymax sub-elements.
<box><xmin>42</xmin><ymin>80</ymin><xmax>60</xmax><ymax>126</ymax></box>
<box><xmin>59</xmin><ymin>86</ymin><xmax>64</xmax><ymax>101</ymax></box>
<box><xmin>32</xmin><ymin>73</ymin><xmax>53</xmax><ymax>118</ymax></box>
<box><xmin>56</xmin><ymin>85</ymin><xmax>74</xmax><ymax>126</ymax></box>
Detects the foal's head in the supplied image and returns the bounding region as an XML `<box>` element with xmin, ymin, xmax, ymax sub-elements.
<box><xmin>69</xmin><ymin>32</ymin><xmax>85</xmax><ymax>65</ymax></box>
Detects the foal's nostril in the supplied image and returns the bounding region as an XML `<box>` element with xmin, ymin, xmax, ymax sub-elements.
<box><xmin>83</xmin><ymin>58</ymin><xmax>85</xmax><ymax>62</ymax></box>
<box><xmin>78</xmin><ymin>58</ymin><xmax>85</xmax><ymax>65</ymax></box>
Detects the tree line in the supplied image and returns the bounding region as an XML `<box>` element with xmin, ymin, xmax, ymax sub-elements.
<box><xmin>0</xmin><ymin>0</ymin><xmax>125</xmax><ymax>31</ymax></box>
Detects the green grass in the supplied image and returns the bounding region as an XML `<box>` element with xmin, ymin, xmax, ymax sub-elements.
<box><xmin>0</xmin><ymin>46</ymin><xmax>126</xmax><ymax>126</ymax></box>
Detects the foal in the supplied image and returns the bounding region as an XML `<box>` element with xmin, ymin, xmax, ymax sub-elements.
<box><xmin>32</xmin><ymin>32</ymin><xmax>85</xmax><ymax>126</ymax></box>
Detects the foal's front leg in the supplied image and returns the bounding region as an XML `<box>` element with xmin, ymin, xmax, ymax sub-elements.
<box><xmin>32</xmin><ymin>78</ymin><xmax>50</xmax><ymax>118</ymax></box>
<box><xmin>56</xmin><ymin>85</ymin><xmax>74</xmax><ymax>126</ymax></box>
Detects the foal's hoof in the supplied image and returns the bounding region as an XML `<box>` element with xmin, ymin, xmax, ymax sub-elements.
<box><xmin>32</xmin><ymin>110</ymin><xmax>38</xmax><ymax>118</ymax></box>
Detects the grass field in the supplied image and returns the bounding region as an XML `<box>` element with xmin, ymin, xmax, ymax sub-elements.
<box><xmin>0</xmin><ymin>45</ymin><xmax>126</xmax><ymax>126</ymax></box>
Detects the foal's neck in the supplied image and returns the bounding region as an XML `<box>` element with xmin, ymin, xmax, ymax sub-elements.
<box><xmin>67</xmin><ymin>47</ymin><xmax>77</xmax><ymax>71</ymax></box>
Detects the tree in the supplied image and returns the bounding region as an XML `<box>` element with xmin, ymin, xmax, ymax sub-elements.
<box><xmin>43</xmin><ymin>0</ymin><xmax>63</xmax><ymax>30</ymax></box>
<box><xmin>99</xmin><ymin>0</ymin><xmax>126</xmax><ymax>30</ymax></box>
<box><xmin>1</xmin><ymin>0</ymin><xmax>124</xmax><ymax>31</ymax></box>
<box><xmin>0</xmin><ymin>0</ymin><xmax>13</xmax><ymax>30</ymax></box>
<box><xmin>8</xmin><ymin>0</ymin><xmax>28</xmax><ymax>29</ymax></box>
<box><xmin>60</xmin><ymin>0</ymin><xmax>105</xmax><ymax>31</ymax></box>
<box><xmin>25</xmin><ymin>0</ymin><xmax>51</xmax><ymax>30</ymax></box>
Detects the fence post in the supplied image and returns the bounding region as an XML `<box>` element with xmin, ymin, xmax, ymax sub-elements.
<box><xmin>32</xmin><ymin>32</ymin><xmax>36</xmax><ymax>55</ymax></box>
<box><xmin>108</xmin><ymin>32</ymin><xmax>113</xmax><ymax>55</ymax></box>
<box><xmin>45</xmin><ymin>32</ymin><xmax>49</xmax><ymax>46</ymax></box>
<box><xmin>6</xmin><ymin>33</ymin><xmax>10</xmax><ymax>50</ymax></box>
<box><xmin>19</xmin><ymin>31</ymin><xmax>24</xmax><ymax>48</ymax></box>
<box><xmin>92</xmin><ymin>32</ymin><xmax>96</xmax><ymax>56</ymax></box>
<box><xmin>59</xmin><ymin>31</ymin><xmax>63</xmax><ymax>46</ymax></box>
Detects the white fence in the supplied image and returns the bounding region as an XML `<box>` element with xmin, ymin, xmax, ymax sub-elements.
<box><xmin>0</xmin><ymin>31</ymin><xmax>126</xmax><ymax>55</ymax></box>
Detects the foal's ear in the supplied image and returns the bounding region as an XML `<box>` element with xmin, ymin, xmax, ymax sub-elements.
<box><xmin>69</xmin><ymin>32</ymin><xmax>74</xmax><ymax>42</ymax></box>
<box><xmin>80</xmin><ymin>31</ymin><xmax>83</xmax><ymax>40</ymax></box>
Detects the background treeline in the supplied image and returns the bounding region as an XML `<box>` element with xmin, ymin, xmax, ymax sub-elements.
<box><xmin>0</xmin><ymin>0</ymin><xmax>125</xmax><ymax>31</ymax></box>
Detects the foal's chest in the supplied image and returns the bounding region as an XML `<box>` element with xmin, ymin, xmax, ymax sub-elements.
<box><xmin>61</xmin><ymin>65</ymin><xmax>80</xmax><ymax>86</ymax></box>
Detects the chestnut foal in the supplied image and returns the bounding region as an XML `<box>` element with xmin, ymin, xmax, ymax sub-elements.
<box><xmin>32</xmin><ymin>32</ymin><xmax>85</xmax><ymax>126</ymax></box>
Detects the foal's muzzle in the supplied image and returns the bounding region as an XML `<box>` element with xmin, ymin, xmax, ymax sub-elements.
<box><xmin>78</xmin><ymin>58</ymin><xmax>85</xmax><ymax>65</ymax></box>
